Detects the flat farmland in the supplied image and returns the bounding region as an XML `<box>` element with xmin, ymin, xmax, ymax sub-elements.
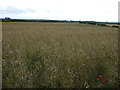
<box><xmin>2</xmin><ymin>22</ymin><xmax>118</xmax><ymax>88</ymax></box>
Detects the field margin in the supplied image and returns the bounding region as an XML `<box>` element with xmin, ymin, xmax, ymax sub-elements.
<box><xmin>0</xmin><ymin>18</ymin><xmax>2</xmax><ymax>89</ymax></box>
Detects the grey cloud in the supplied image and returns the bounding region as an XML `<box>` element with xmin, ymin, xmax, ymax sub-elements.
<box><xmin>45</xmin><ymin>10</ymin><xmax>51</xmax><ymax>12</ymax></box>
<box><xmin>44</xmin><ymin>9</ymin><xmax>63</xmax><ymax>13</ymax></box>
<box><xmin>0</xmin><ymin>6</ymin><xmax>36</xmax><ymax>15</ymax></box>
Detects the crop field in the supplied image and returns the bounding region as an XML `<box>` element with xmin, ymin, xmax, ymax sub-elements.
<box><xmin>2</xmin><ymin>22</ymin><xmax>118</xmax><ymax>88</ymax></box>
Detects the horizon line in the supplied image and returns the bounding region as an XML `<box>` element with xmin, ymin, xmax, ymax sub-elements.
<box><xmin>0</xmin><ymin>17</ymin><xmax>119</xmax><ymax>23</ymax></box>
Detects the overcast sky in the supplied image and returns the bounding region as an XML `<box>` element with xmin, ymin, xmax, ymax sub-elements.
<box><xmin>0</xmin><ymin>0</ymin><xmax>119</xmax><ymax>22</ymax></box>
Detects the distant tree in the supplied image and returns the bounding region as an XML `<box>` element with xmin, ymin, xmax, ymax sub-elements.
<box><xmin>5</xmin><ymin>17</ymin><xmax>11</xmax><ymax>22</ymax></box>
<box><xmin>79</xmin><ymin>20</ymin><xmax>81</xmax><ymax>23</ymax></box>
<box><xmin>112</xmin><ymin>25</ymin><xmax>119</xmax><ymax>28</ymax></box>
